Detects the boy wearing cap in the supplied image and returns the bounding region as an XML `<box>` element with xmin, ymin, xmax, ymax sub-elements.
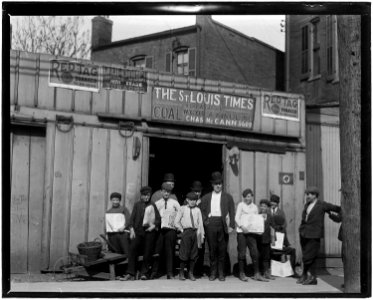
<box><xmin>258</xmin><ymin>199</ymin><xmax>275</xmax><ymax>280</ymax></box>
<box><xmin>174</xmin><ymin>192</ymin><xmax>205</xmax><ymax>281</ymax></box>
<box><xmin>270</xmin><ymin>194</ymin><xmax>287</xmax><ymax>228</ymax></box>
<box><xmin>298</xmin><ymin>186</ymin><xmax>341</xmax><ymax>285</ymax></box>
<box><xmin>200</xmin><ymin>171</ymin><xmax>235</xmax><ymax>281</ymax></box>
<box><xmin>105</xmin><ymin>192</ymin><xmax>130</xmax><ymax>255</ymax></box>
<box><xmin>150</xmin><ymin>173</ymin><xmax>178</xmax><ymax>203</ymax></box>
<box><xmin>235</xmin><ymin>188</ymin><xmax>267</xmax><ymax>282</ymax></box>
<box><xmin>151</xmin><ymin>182</ymin><xmax>181</xmax><ymax>279</ymax></box>
<box><xmin>120</xmin><ymin>186</ymin><xmax>161</xmax><ymax>281</ymax></box>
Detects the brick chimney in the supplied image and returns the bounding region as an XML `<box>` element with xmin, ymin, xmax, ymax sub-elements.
<box><xmin>91</xmin><ymin>16</ymin><xmax>113</xmax><ymax>49</ymax></box>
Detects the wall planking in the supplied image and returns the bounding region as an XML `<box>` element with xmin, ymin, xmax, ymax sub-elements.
<box><xmin>10</xmin><ymin>133</ymin><xmax>30</xmax><ymax>273</ymax></box>
<box><xmin>28</xmin><ymin>134</ymin><xmax>46</xmax><ymax>272</ymax></box>
<box><xmin>49</xmin><ymin>126</ymin><xmax>74</xmax><ymax>266</ymax></box>
<box><xmin>88</xmin><ymin>128</ymin><xmax>109</xmax><ymax>241</ymax></box>
<box><xmin>17</xmin><ymin>52</ymin><xmax>36</xmax><ymax>107</ymax></box>
<box><xmin>69</xmin><ymin>127</ymin><xmax>91</xmax><ymax>252</ymax></box>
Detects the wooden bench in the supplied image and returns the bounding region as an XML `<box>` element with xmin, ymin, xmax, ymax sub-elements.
<box><xmin>63</xmin><ymin>252</ymin><xmax>127</xmax><ymax>280</ymax></box>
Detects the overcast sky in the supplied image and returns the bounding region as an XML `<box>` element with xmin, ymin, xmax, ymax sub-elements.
<box><xmin>110</xmin><ymin>15</ymin><xmax>285</xmax><ymax>51</ymax></box>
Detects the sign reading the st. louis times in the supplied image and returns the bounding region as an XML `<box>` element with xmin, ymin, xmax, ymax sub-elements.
<box><xmin>49</xmin><ymin>60</ymin><xmax>99</xmax><ymax>92</ymax></box>
<box><xmin>102</xmin><ymin>67</ymin><xmax>147</xmax><ymax>92</ymax></box>
<box><xmin>151</xmin><ymin>87</ymin><xmax>256</xmax><ymax>131</ymax></box>
<box><xmin>262</xmin><ymin>92</ymin><xmax>300</xmax><ymax>121</ymax></box>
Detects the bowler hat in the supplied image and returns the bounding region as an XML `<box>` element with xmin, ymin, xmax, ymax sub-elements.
<box><xmin>259</xmin><ymin>199</ymin><xmax>271</xmax><ymax>207</ymax></box>
<box><xmin>242</xmin><ymin>188</ymin><xmax>253</xmax><ymax>198</ymax></box>
<box><xmin>161</xmin><ymin>182</ymin><xmax>173</xmax><ymax>192</ymax></box>
<box><xmin>270</xmin><ymin>194</ymin><xmax>280</xmax><ymax>203</ymax></box>
<box><xmin>163</xmin><ymin>173</ymin><xmax>175</xmax><ymax>182</ymax></box>
<box><xmin>140</xmin><ymin>186</ymin><xmax>152</xmax><ymax>195</ymax></box>
<box><xmin>210</xmin><ymin>172</ymin><xmax>223</xmax><ymax>184</ymax></box>
<box><xmin>186</xmin><ymin>192</ymin><xmax>198</xmax><ymax>201</ymax></box>
<box><xmin>305</xmin><ymin>186</ymin><xmax>319</xmax><ymax>195</ymax></box>
<box><xmin>110</xmin><ymin>192</ymin><xmax>122</xmax><ymax>200</ymax></box>
<box><xmin>191</xmin><ymin>181</ymin><xmax>202</xmax><ymax>192</ymax></box>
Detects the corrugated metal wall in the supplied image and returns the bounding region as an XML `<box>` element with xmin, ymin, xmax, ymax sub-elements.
<box><xmin>306</xmin><ymin>122</ymin><xmax>341</xmax><ymax>256</ymax></box>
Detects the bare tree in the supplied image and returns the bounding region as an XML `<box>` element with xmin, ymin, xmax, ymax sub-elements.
<box><xmin>11</xmin><ymin>16</ymin><xmax>91</xmax><ymax>59</ymax></box>
<box><xmin>337</xmin><ymin>15</ymin><xmax>361</xmax><ymax>293</ymax></box>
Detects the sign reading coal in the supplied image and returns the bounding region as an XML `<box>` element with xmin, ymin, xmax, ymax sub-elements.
<box><xmin>151</xmin><ymin>87</ymin><xmax>257</xmax><ymax>131</ymax></box>
<box><xmin>49</xmin><ymin>60</ymin><xmax>99</xmax><ymax>92</ymax></box>
<box><xmin>262</xmin><ymin>93</ymin><xmax>300</xmax><ymax>121</ymax></box>
<box><xmin>102</xmin><ymin>66</ymin><xmax>147</xmax><ymax>92</ymax></box>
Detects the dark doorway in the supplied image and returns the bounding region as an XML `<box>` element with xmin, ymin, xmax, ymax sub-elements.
<box><xmin>149</xmin><ymin>137</ymin><xmax>223</xmax><ymax>203</ymax></box>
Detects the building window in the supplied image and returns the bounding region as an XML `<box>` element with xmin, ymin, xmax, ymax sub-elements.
<box><xmin>177</xmin><ymin>51</ymin><xmax>189</xmax><ymax>75</ymax></box>
<box><xmin>326</xmin><ymin>15</ymin><xmax>339</xmax><ymax>82</ymax></box>
<box><xmin>130</xmin><ymin>55</ymin><xmax>153</xmax><ymax>69</ymax></box>
<box><xmin>301</xmin><ymin>25</ymin><xmax>309</xmax><ymax>78</ymax></box>
<box><xmin>311</xmin><ymin>18</ymin><xmax>321</xmax><ymax>77</ymax></box>
<box><xmin>166</xmin><ymin>46</ymin><xmax>196</xmax><ymax>76</ymax></box>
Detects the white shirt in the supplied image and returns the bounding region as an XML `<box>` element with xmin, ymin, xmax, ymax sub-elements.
<box><xmin>306</xmin><ymin>199</ymin><xmax>317</xmax><ymax>221</ymax></box>
<box><xmin>210</xmin><ymin>191</ymin><xmax>222</xmax><ymax>217</ymax></box>
<box><xmin>155</xmin><ymin>198</ymin><xmax>180</xmax><ymax>229</ymax></box>
<box><xmin>235</xmin><ymin>201</ymin><xmax>259</xmax><ymax>233</ymax></box>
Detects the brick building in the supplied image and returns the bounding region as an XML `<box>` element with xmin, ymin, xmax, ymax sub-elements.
<box><xmin>91</xmin><ymin>15</ymin><xmax>284</xmax><ymax>91</ymax></box>
<box><xmin>286</xmin><ymin>15</ymin><xmax>342</xmax><ymax>264</ymax></box>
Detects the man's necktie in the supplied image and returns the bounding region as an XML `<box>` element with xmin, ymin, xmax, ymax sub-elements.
<box><xmin>190</xmin><ymin>207</ymin><xmax>195</xmax><ymax>229</ymax></box>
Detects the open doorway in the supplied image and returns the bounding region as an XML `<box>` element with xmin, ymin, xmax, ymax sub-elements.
<box><xmin>148</xmin><ymin>137</ymin><xmax>223</xmax><ymax>203</ymax></box>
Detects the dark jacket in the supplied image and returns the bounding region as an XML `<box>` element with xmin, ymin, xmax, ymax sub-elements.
<box><xmin>260</xmin><ymin>212</ymin><xmax>274</xmax><ymax>244</ymax></box>
<box><xmin>328</xmin><ymin>212</ymin><xmax>342</xmax><ymax>241</ymax></box>
<box><xmin>200</xmin><ymin>191</ymin><xmax>235</xmax><ymax>234</ymax></box>
<box><xmin>299</xmin><ymin>200</ymin><xmax>341</xmax><ymax>239</ymax></box>
<box><xmin>129</xmin><ymin>201</ymin><xmax>161</xmax><ymax>235</ymax></box>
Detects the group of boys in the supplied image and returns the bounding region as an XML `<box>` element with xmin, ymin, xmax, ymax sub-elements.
<box><xmin>105</xmin><ymin>171</ymin><xmax>341</xmax><ymax>285</ymax></box>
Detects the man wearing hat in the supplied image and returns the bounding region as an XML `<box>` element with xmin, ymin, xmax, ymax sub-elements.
<box><xmin>150</xmin><ymin>173</ymin><xmax>178</xmax><ymax>203</ymax></box>
<box><xmin>200</xmin><ymin>171</ymin><xmax>235</xmax><ymax>281</ymax></box>
<box><xmin>151</xmin><ymin>182</ymin><xmax>181</xmax><ymax>279</ymax></box>
<box><xmin>298</xmin><ymin>186</ymin><xmax>341</xmax><ymax>285</ymax></box>
<box><xmin>105</xmin><ymin>192</ymin><xmax>131</xmax><ymax>255</ymax></box>
<box><xmin>120</xmin><ymin>186</ymin><xmax>161</xmax><ymax>281</ymax></box>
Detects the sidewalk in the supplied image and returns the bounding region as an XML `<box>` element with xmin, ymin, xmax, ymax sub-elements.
<box><xmin>8</xmin><ymin>270</ymin><xmax>344</xmax><ymax>295</ymax></box>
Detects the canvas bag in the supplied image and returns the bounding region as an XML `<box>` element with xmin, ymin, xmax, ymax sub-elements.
<box><xmin>240</xmin><ymin>214</ymin><xmax>264</xmax><ymax>234</ymax></box>
<box><xmin>271</xmin><ymin>259</ymin><xmax>294</xmax><ymax>277</ymax></box>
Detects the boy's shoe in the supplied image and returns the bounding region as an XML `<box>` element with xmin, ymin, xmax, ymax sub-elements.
<box><xmin>179</xmin><ymin>273</ymin><xmax>186</xmax><ymax>281</ymax></box>
<box><xmin>119</xmin><ymin>274</ymin><xmax>135</xmax><ymax>281</ymax></box>
<box><xmin>252</xmin><ymin>273</ymin><xmax>269</xmax><ymax>282</ymax></box>
<box><xmin>218</xmin><ymin>275</ymin><xmax>225</xmax><ymax>281</ymax></box>
<box><xmin>239</xmin><ymin>273</ymin><xmax>248</xmax><ymax>282</ymax></box>
<box><xmin>188</xmin><ymin>272</ymin><xmax>196</xmax><ymax>281</ymax></box>
<box><xmin>140</xmin><ymin>274</ymin><xmax>148</xmax><ymax>280</ymax></box>
<box><xmin>296</xmin><ymin>274</ymin><xmax>307</xmax><ymax>284</ymax></box>
<box><xmin>263</xmin><ymin>272</ymin><xmax>276</xmax><ymax>280</ymax></box>
<box><xmin>209</xmin><ymin>274</ymin><xmax>217</xmax><ymax>281</ymax></box>
<box><xmin>302</xmin><ymin>276</ymin><xmax>317</xmax><ymax>285</ymax></box>
<box><xmin>167</xmin><ymin>274</ymin><xmax>174</xmax><ymax>279</ymax></box>
<box><xmin>149</xmin><ymin>272</ymin><xmax>158</xmax><ymax>280</ymax></box>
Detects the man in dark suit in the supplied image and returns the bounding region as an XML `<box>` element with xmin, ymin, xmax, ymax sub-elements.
<box><xmin>298</xmin><ymin>186</ymin><xmax>341</xmax><ymax>285</ymax></box>
<box><xmin>200</xmin><ymin>172</ymin><xmax>235</xmax><ymax>281</ymax></box>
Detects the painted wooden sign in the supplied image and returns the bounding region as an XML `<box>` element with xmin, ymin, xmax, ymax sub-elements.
<box><xmin>49</xmin><ymin>60</ymin><xmax>100</xmax><ymax>92</ymax></box>
<box><xmin>262</xmin><ymin>92</ymin><xmax>300</xmax><ymax>121</ymax></box>
<box><xmin>151</xmin><ymin>86</ymin><xmax>257</xmax><ymax>131</ymax></box>
<box><xmin>102</xmin><ymin>66</ymin><xmax>147</xmax><ymax>92</ymax></box>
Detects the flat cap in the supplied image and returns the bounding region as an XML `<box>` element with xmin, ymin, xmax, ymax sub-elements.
<box><xmin>270</xmin><ymin>194</ymin><xmax>280</xmax><ymax>203</ymax></box>
<box><xmin>186</xmin><ymin>192</ymin><xmax>198</xmax><ymax>201</ymax></box>
<box><xmin>305</xmin><ymin>186</ymin><xmax>319</xmax><ymax>195</ymax></box>
<box><xmin>140</xmin><ymin>186</ymin><xmax>152</xmax><ymax>195</ymax></box>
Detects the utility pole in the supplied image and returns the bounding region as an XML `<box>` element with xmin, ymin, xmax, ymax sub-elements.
<box><xmin>337</xmin><ymin>15</ymin><xmax>361</xmax><ymax>293</ymax></box>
